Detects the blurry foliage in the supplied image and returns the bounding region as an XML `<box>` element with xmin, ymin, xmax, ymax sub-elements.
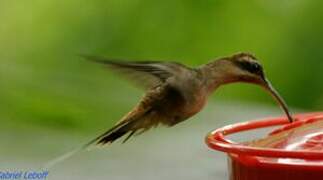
<box><xmin>0</xmin><ymin>0</ymin><xmax>322</xmax><ymax>131</ymax></box>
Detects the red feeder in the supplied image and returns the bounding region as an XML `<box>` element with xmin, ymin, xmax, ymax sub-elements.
<box><xmin>206</xmin><ymin>112</ymin><xmax>323</xmax><ymax>180</ymax></box>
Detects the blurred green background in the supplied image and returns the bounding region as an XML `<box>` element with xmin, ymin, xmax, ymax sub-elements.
<box><xmin>0</xmin><ymin>0</ymin><xmax>322</xmax><ymax>133</ymax></box>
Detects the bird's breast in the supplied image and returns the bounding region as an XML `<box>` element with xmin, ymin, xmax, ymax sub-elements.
<box><xmin>181</xmin><ymin>93</ymin><xmax>207</xmax><ymax>118</ymax></box>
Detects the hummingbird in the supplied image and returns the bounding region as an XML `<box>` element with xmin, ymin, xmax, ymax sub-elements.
<box><xmin>44</xmin><ymin>52</ymin><xmax>293</xmax><ymax>168</ymax></box>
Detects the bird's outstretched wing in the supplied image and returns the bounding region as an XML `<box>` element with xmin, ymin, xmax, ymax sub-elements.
<box><xmin>81</xmin><ymin>55</ymin><xmax>189</xmax><ymax>89</ymax></box>
<box><xmin>44</xmin><ymin>56</ymin><xmax>194</xmax><ymax>169</ymax></box>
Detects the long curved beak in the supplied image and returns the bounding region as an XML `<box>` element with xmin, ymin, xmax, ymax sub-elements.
<box><xmin>262</xmin><ymin>78</ymin><xmax>294</xmax><ymax>123</ymax></box>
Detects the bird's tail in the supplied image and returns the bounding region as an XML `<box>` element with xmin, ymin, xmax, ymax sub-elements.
<box><xmin>42</xmin><ymin>120</ymin><xmax>137</xmax><ymax>169</ymax></box>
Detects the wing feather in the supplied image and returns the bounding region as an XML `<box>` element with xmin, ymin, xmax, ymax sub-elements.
<box><xmin>81</xmin><ymin>55</ymin><xmax>188</xmax><ymax>89</ymax></box>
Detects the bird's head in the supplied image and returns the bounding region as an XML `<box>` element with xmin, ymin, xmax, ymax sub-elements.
<box><xmin>228</xmin><ymin>52</ymin><xmax>265</xmax><ymax>84</ymax></box>
<box><xmin>205</xmin><ymin>52</ymin><xmax>293</xmax><ymax>122</ymax></box>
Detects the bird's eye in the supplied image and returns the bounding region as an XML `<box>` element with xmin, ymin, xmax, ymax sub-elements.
<box><xmin>237</xmin><ymin>61</ymin><xmax>263</xmax><ymax>74</ymax></box>
<box><xmin>250</xmin><ymin>63</ymin><xmax>261</xmax><ymax>72</ymax></box>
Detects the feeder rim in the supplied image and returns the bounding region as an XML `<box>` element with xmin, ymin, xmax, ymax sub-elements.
<box><xmin>206</xmin><ymin>112</ymin><xmax>323</xmax><ymax>160</ymax></box>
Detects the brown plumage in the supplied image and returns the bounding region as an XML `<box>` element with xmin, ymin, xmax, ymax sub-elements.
<box><xmin>44</xmin><ymin>52</ymin><xmax>293</xmax><ymax>168</ymax></box>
